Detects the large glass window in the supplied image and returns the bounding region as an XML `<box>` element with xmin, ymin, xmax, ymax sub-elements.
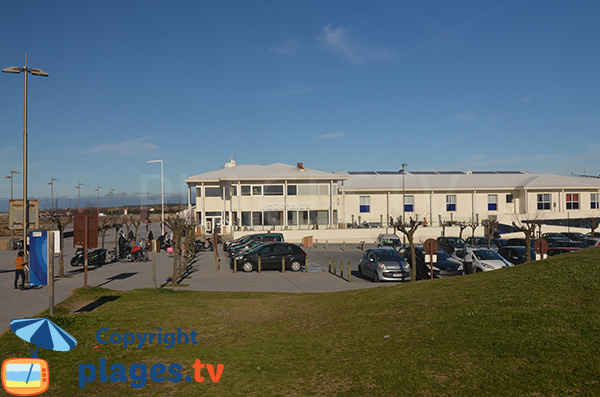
<box><xmin>297</xmin><ymin>184</ymin><xmax>328</xmax><ymax>195</ymax></box>
<box><xmin>537</xmin><ymin>194</ymin><xmax>551</xmax><ymax>210</ymax></box>
<box><xmin>360</xmin><ymin>196</ymin><xmax>370</xmax><ymax>213</ymax></box>
<box><xmin>264</xmin><ymin>185</ymin><xmax>284</xmax><ymax>196</ymax></box>
<box><xmin>446</xmin><ymin>195</ymin><xmax>456</xmax><ymax>211</ymax></box>
<box><xmin>252</xmin><ymin>212</ymin><xmax>263</xmax><ymax>226</ymax></box>
<box><xmin>252</xmin><ymin>186</ymin><xmax>262</xmax><ymax>196</ymax></box>
<box><xmin>404</xmin><ymin>195</ymin><xmax>414</xmax><ymax>212</ymax></box>
<box><xmin>287</xmin><ymin>185</ymin><xmax>297</xmax><ymax>196</ymax></box>
<box><xmin>566</xmin><ymin>193</ymin><xmax>579</xmax><ymax>210</ymax></box>
<box><xmin>205</xmin><ymin>187</ymin><xmax>221</xmax><ymax>197</ymax></box>
<box><xmin>264</xmin><ymin>211</ymin><xmax>283</xmax><ymax>225</ymax></box>
<box><xmin>241</xmin><ymin>185</ymin><xmax>251</xmax><ymax>196</ymax></box>
<box><xmin>488</xmin><ymin>194</ymin><xmax>498</xmax><ymax>211</ymax></box>
<box><xmin>592</xmin><ymin>193</ymin><xmax>599</xmax><ymax>209</ymax></box>
<box><xmin>241</xmin><ymin>211</ymin><xmax>252</xmax><ymax>226</ymax></box>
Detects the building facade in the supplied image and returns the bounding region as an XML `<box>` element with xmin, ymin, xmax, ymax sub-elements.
<box><xmin>185</xmin><ymin>162</ymin><xmax>600</xmax><ymax>234</ymax></box>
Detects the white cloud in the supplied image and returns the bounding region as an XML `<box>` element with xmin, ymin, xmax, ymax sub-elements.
<box><xmin>454</xmin><ymin>112</ymin><xmax>478</xmax><ymax>122</ymax></box>
<box><xmin>80</xmin><ymin>137</ymin><xmax>159</xmax><ymax>158</ymax></box>
<box><xmin>314</xmin><ymin>132</ymin><xmax>347</xmax><ymax>140</ymax></box>
<box><xmin>267</xmin><ymin>38</ymin><xmax>300</xmax><ymax>55</ymax></box>
<box><xmin>521</xmin><ymin>96</ymin><xmax>533</xmax><ymax>102</ymax></box>
<box><xmin>316</xmin><ymin>25</ymin><xmax>396</xmax><ymax>64</ymax></box>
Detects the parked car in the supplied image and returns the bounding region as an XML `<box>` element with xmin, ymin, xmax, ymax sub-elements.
<box><xmin>228</xmin><ymin>233</ymin><xmax>284</xmax><ymax>254</ymax></box>
<box><xmin>375</xmin><ymin>233</ymin><xmax>401</xmax><ymax>248</ymax></box>
<box><xmin>436</xmin><ymin>236</ymin><xmax>466</xmax><ymax>254</ymax></box>
<box><xmin>561</xmin><ymin>232</ymin><xmax>586</xmax><ymax>241</ymax></box>
<box><xmin>547</xmin><ymin>247</ymin><xmax>583</xmax><ymax>257</ymax></box>
<box><xmin>228</xmin><ymin>238</ymin><xmax>276</xmax><ymax>258</ymax></box>
<box><xmin>505</xmin><ymin>238</ymin><xmax>537</xmax><ymax>248</ymax></box>
<box><xmin>230</xmin><ymin>242</ymin><xmax>306</xmax><ymax>272</ymax></box>
<box><xmin>454</xmin><ymin>248</ymin><xmax>513</xmax><ymax>273</ymax></box>
<box><xmin>399</xmin><ymin>246</ymin><xmax>463</xmax><ymax>279</ymax></box>
<box><xmin>465</xmin><ymin>236</ymin><xmax>498</xmax><ymax>251</ymax></box>
<box><xmin>548</xmin><ymin>240</ymin><xmax>589</xmax><ymax>248</ymax></box>
<box><xmin>492</xmin><ymin>238</ymin><xmax>508</xmax><ymax>249</ymax></box>
<box><xmin>582</xmin><ymin>237</ymin><xmax>600</xmax><ymax>247</ymax></box>
<box><xmin>223</xmin><ymin>234</ymin><xmax>255</xmax><ymax>251</ymax></box>
<box><xmin>541</xmin><ymin>232</ymin><xmax>570</xmax><ymax>246</ymax></box>
<box><xmin>358</xmin><ymin>248</ymin><xmax>411</xmax><ymax>282</ymax></box>
<box><xmin>498</xmin><ymin>246</ymin><xmax>537</xmax><ymax>265</ymax></box>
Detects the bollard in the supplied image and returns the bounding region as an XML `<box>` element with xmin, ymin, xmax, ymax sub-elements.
<box><xmin>348</xmin><ymin>261</ymin><xmax>351</xmax><ymax>282</ymax></box>
<box><xmin>281</xmin><ymin>256</ymin><xmax>285</xmax><ymax>273</ymax></box>
<box><xmin>305</xmin><ymin>256</ymin><xmax>308</xmax><ymax>273</ymax></box>
<box><xmin>333</xmin><ymin>258</ymin><xmax>336</xmax><ymax>275</ymax></box>
<box><xmin>315</xmin><ymin>239</ymin><xmax>318</xmax><ymax>248</ymax></box>
<box><xmin>234</xmin><ymin>257</ymin><xmax>237</xmax><ymax>273</ymax></box>
<box><xmin>258</xmin><ymin>256</ymin><xmax>262</xmax><ymax>273</ymax></box>
<box><xmin>328</xmin><ymin>257</ymin><xmax>331</xmax><ymax>273</ymax></box>
<box><xmin>340</xmin><ymin>263</ymin><xmax>343</xmax><ymax>279</ymax></box>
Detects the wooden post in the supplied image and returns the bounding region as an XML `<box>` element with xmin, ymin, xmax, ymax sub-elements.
<box><xmin>340</xmin><ymin>262</ymin><xmax>344</xmax><ymax>279</ymax></box>
<box><xmin>305</xmin><ymin>256</ymin><xmax>308</xmax><ymax>273</ymax></box>
<box><xmin>84</xmin><ymin>216</ymin><xmax>88</xmax><ymax>288</ymax></box>
<box><xmin>234</xmin><ymin>257</ymin><xmax>237</xmax><ymax>273</ymax></box>
<box><xmin>152</xmin><ymin>241</ymin><xmax>157</xmax><ymax>289</ymax></box>
<box><xmin>328</xmin><ymin>257</ymin><xmax>331</xmax><ymax>273</ymax></box>
<box><xmin>333</xmin><ymin>258</ymin><xmax>336</xmax><ymax>275</ymax></box>
<box><xmin>348</xmin><ymin>261</ymin><xmax>351</xmax><ymax>282</ymax></box>
<box><xmin>48</xmin><ymin>232</ymin><xmax>54</xmax><ymax>316</ymax></box>
<box><xmin>315</xmin><ymin>239</ymin><xmax>318</xmax><ymax>248</ymax></box>
<box><xmin>281</xmin><ymin>256</ymin><xmax>285</xmax><ymax>273</ymax></box>
<box><xmin>258</xmin><ymin>256</ymin><xmax>262</xmax><ymax>273</ymax></box>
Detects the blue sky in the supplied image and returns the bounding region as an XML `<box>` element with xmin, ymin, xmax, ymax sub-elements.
<box><xmin>1</xmin><ymin>0</ymin><xmax>598</xmax><ymax>211</ymax></box>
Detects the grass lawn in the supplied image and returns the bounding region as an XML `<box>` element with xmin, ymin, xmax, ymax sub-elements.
<box><xmin>1</xmin><ymin>248</ymin><xmax>600</xmax><ymax>396</ymax></box>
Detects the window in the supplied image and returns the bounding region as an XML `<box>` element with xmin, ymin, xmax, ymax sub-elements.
<box><xmin>537</xmin><ymin>194</ymin><xmax>551</xmax><ymax>210</ymax></box>
<box><xmin>592</xmin><ymin>193</ymin><xmax>599</xmax><ymax>209</ymax></box>
<box><xmin>264</xmin><ymin>185</ymin><xmax>284</xmax><ymax>196</ymax></box>
<box><xmin>205</xmin><ymin>187</ymin><xmax>221</xmax><ymax>197</ymax></box>
<box><xmin>297</xmin><ymin>184</ymin><xmax>328</xmax><ymax>195</ymax></box>
<box><xmin>264</xmin><ymin>211</ymin><xmax>283</xmax><ymax>225</ymax></box>
<box><xmin>252</xmin><ymin>186</ymin><xmax>262</xmax><ymax>196</ymax></box>
<box><xmin>359</xmin><ymin>196</ymin><xmax>370</xmax><ymax>213</ymax></box>
<box><xmin>275</xmin><ymin>245</ymin><xmax>291</xmax><ymax>254</ymax></box>
<box><xmin>446</xmin><ymin>195</ymin><xmax>456</xmax><ymax>211</ymax></box>
<box><xmin>566</xmin><ymin>193</ymin><xmax>579</xmax><ymax>210</ymax></box>
<box><xmin>241</xmin><ymin>211</ymin><xmax>251</xmax><ymax>226</ymax></box>
<box><xmin>241</xmin><ymin>185</ymin><xmax>251</xmax><ymax>196</ymax></box>
<box><xmin>506</xmin><ymin>194</ymin><xmax>513</xmax><ymax>203</ymax></box>
<box><xmin>404</xmin><ymin>195</ymin><xmax>414</xmax><ymax>212</ymax></box>
<box><xmin>252</xmin><ymin>211</ymin><xmax>263</xmax><ymax>225</ymax></box>
<box><xmin>287</xmin><ymin>185</ymin><xmax>297</xmax><ymax>196</ymax></box>
<box><xmin>488</xmin><ymin>194</ymin><xmax>498</xmax><ymax>211</ymax></box>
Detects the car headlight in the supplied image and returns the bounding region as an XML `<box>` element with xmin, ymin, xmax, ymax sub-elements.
<box><xmin>404</xmin><ymin>263</ymin><xmax>411</xmax><ymax>270</ymax></box>
<box><xmin>481</xmin><ymin>262</ymin><xmax>494</xmax><ymax>269</ymax></box>
<box><xmin>378</xmin><ymin>263</ymin><xmax>387</xmax><ymax>269</ymax></box>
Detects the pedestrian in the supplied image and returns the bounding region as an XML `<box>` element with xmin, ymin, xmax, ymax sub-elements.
<box><xmin>14</xmin><ymin>250</ymin><xmax>27</xmax><ymax>290</ymax></box>
<box><xmin>148</xmin><ymin>230</ymin><xmax>154</xmax><ymax>241</ymax></box>
<box><xmin>128</xmin><ymin>230</ymin><xmax>134</xmax><ymax>240</ymax></box>
<box><xmin>423</xmin><ymin>217</ymin><xmax>428</xmax><ymax>227</ymax></box>
<box><xmin>118</xmin><ymin>232</ymin><xmax>127</xmax><ymax>259</ymax></box>
<box><xmin>464</xmin><ymin>244</ymin><xmax>474</xmax><ymax>275</ymax></box>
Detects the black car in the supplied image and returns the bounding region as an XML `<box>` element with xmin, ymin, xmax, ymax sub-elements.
<box><xmin>561</xmin><ymin>232</ymin><xmax>586</xmax><ymax>241</ymax></box>
<box><xmin>436</xmin><ymin>236</ymin><xmax>466</xmax><ymax>254</ymax></box>
<box><xmin>492</xmin><ymin>238</ymin><xmax>508</xmax><ymax>249</ymax></box>
<box><xmin>230</xmin><ymin>242</ymin><xmax>306</xmax><ymax>272</ymax></box>
<box><xmin>548</xmin><ymin>240</ymin><xmax>588</xmax><ymax>248</ymax></box>
<box><xmin>399</xmin><ymin>246</ymin><xmax>462</xmax><ymax>279</ymax></box>
<box><xmin>228</xmin><ymin>233</ymin><xmax>284</xmax><ymax>253</ymax></box>
<box><xmin>497</xmin><ymin>246</ymin><xmax>537</xmax><ymax>265</ymax></box>
<box><xmin>504</xmin><ymin>238</ymin><xmax>537</xmax><ymax>248</ymax></box>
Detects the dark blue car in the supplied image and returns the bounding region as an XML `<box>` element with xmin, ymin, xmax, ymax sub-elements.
<box><xmin>399</xmin><ymin>246</ymin><xmax>463</xmax><ymax>279</ymax></box>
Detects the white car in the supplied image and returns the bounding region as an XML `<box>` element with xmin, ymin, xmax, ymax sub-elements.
<box><xmin>454</xmin><ymin>248</ymin><xmax>513</xmax><ymax>273</ymax></box>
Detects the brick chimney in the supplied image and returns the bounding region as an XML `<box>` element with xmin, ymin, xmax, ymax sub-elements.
<box><xmin>297</xmin><ymin>162</ymin><xmax>304</xmax><ymax>171</ymax></box>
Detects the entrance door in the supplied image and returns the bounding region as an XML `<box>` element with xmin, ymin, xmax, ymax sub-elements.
<box><xmin>206</xmin><ymin>217</ymin><xmax>222</xmax><ymax>234</ymax></box>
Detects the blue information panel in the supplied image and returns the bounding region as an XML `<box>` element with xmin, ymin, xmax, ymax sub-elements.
<box><xmin>29</xmin><ymin>230</ymin><xmax>48</xmax><ymax>286</ymax></box>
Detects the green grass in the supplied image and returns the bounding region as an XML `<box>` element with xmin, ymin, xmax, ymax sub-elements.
<box><xmin>2</xmin><ymin>248</ymin><xmax>600</xmax><ymax>396</ymax></box>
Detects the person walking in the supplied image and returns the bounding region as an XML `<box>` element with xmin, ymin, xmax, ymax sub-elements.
<box><xmin>14</xmin><ymin>250</ymin><xmax>27</xmax><ymax>290</ymax></box>
<box><xmin>464</xmin><ymin>244</ymin><xmax>474</xmax><ymax>275</ymax></box>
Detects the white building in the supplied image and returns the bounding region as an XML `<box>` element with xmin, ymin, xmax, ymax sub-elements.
<box><xmin>185</xmin><ymin>161</ymin><xmax>600</xmax><ymax>236</ymax></box>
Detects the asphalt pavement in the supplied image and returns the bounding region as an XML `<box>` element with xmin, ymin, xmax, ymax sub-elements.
<box><xmin>0</xmin><ymin>226</ymin><xmax>400</xmax><ymax>334</ymax></box>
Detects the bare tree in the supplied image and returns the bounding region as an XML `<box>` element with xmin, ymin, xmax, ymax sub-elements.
<box><xmin>98</xmin><ymin>216</ymin><xmax>113</xmax><ymax>249</ymax></box>
<box><xmin>588</xmin><ymin>215</ymin><xmax>600</xmax><ymax>238</ymax></box>
<box><xmin>456</xmin><ymin>222</ymin><xmax>468</xmax><ymax>239</ymax></box>
<box><xmin>512</xmin><ymin>218</ymin><xmax>544</xmax><ymax>263</ymax></box>
<box><xmin>467</xmin><ymin>219</ymin><xmax>479</xmax><ymax>239</ymax></box>
<box><xmin>482</xmin><ymin>219</ymin><xmax>499</xmax><ymax>249</ymax></box>
<box><xmin>394</xmin><ymin>215</ymin><xmax>423</xmax><ymax>282</ymax></box>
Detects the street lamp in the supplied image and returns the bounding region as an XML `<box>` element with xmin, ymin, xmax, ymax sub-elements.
<box><xmin>47</xmin><ymin>175</ymin><xmax>58</xmax><ymax>212</ymax></box>
<box><xmin>95</xmin><ymin>185</ymin><xmax>102</xmax><ymax>212</ymax></box>
<box><xmin>401</xmin><ymin>162</ymin><xmax>407</xmax><ymax>226</ymax></box>
<box><xmin>3</xmin><ymin>54</ymin><xmax>49</xmax><ymax>257</ymax></box>
<box><xmin>74</xmin><ymin>181</ymin><xmax>84</xmax><ymax>212</ymax></box>
<box><xmin>146</xmin><ymin>160</ymin><xmax>164</xmax><ymax>235</ymax></box>
<box><xmin>4</xmin><ymin>167</ymin><xmax>20</xmax><ymax>200</ymax></box>
<box><xmin>120</xmin><ymin>192</ymin><xmax>126</xmax><ymax>213</ymax></box>
<box><xmin>110</xmin><ymin>188</ymin><xmax>116</xmax><ymax>213</ymax></box>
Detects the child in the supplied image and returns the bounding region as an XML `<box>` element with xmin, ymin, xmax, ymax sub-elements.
<box><xmin>14</xmin><ymin>250</ymin><xmax>27</xmax><ymax>290</ymax></box>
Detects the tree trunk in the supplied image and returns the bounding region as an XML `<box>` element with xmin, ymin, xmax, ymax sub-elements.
<box><xmin>408</xmin><ymin>234</ymin><xmax>417</xmax><ymax>282</ymax></box>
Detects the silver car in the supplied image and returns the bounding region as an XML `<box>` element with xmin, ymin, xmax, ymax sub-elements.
<box><xmin>358</xmin><ymin>248</ymin><xmax>411</xmax><ymax>282</ymax></box>
<box><xmin>454</xmin><ymin>248</ymin><xmax>512</xmax><ymax>273</ymax></box>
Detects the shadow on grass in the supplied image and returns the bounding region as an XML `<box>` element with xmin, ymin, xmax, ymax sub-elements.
<box><xmin>74</xmin><ymin>295</ymin><xmax>121</xmax><ymax>313</ymax></box>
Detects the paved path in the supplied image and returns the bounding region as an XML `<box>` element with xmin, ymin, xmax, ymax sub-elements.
<box><xmin>0</xmin><ymin>226</ymin><xmax>395</xmax><ymax>334</ymax></box>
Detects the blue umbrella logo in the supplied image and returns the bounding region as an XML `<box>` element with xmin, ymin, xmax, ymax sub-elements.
<box><xmin>10</xmin><ymin>317</ymin><xmax>77</xmax><ymax>357</ymax></box>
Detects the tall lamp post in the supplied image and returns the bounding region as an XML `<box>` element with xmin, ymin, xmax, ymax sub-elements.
<box><xmin>95</xmin><ymin>186</ymin><xmax>102</xmax><ymax>213</ymax></box>
<box><xmin>47</xmin><ymin>175</ymin><xmax>58</xmax><ymax>212</ymax></box>
<box><xmin>3</xmin><ymin>54</ymin><xmax>49</xmax><ymax>257</ymax></box>
<box><xmin>74</xmin><ymin>181</ymin><xmax>84</xmax><ymax>212</ymax></box>
<box><xmin>146</xmin><ymin>160</ymin><xmax>164</xmax><ymax>235</ymax></box>
<box><xmin>4</xmin><ymin>167</ymin><xmax>20</xmax><ymax>200</ymax></box>
<box><xmin>109</xmin><ymin>188</ymin><xmax>116</xmax><ymax>214</ymax></box>
<box><xmin>401</xmin><ymin>162</ymin><xmax>407</xmax><ymax>225</ymax></box>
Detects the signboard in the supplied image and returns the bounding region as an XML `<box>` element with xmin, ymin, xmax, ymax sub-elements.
<box><xmin>534</xmin><ymin>239</ymin><xmax>549</xmax><ymax>255</ymax></box>
<box><xmin>8</xmin><ymin>200</ymin><xmax>39</xmax><ymax>230</ymax></box>
<box><xmin>423</xmin><ymin>238</ymin><xmax>439</xmax><ymax>255</ymax></box>
<box><xmin>74</xmin><ymin>213</ymin><xmax>98</xmax><ymax>248</ymax></box>
<box><xmin>29</xmin><ymin>230</ymin><xmax>55</xmax><ymax>286</ymax></box>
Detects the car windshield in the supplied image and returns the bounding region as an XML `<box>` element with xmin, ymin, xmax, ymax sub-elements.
<box><xmin>375</xmin><ymin>250</ymin><xmax>403</xmax><ymax>261</ymax></box>
<box><xmin>474</xmin><ymin>250</ymin><xmax>502</xmax><ymax>260</ymax></box>
<box><xmin>382</xmin><ymin>238</ymin><xmax>400</xmax><ymax>245</ymax></box>
<box><xmin>447</xmin><ymin>238</ymin><xmax>466</xmax><ymax>247</ymax></box>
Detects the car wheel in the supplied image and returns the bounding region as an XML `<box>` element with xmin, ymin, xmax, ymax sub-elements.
<box><xmin>242</xmin><ymin>261</ymin><xmax>254</xmax><ymax>272</ymax></box>
<box><xmin>358</xmin><ymin>265</ymin><xmax>364</xmax><ymax>278</ymax></box>
<box><xmin>290</xmin><ymin>260</ymin><xmax>301</xmax><ymax>272</ymax></box>
<box><xmin>475</xmin><ymin>268</ymin><xmax>482</xmax><ymax>273</ymax></box>
<box><xmin>373</xmin><ymin>270</ymin><xmax>380</xmax><ymax>283</ymax></box>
